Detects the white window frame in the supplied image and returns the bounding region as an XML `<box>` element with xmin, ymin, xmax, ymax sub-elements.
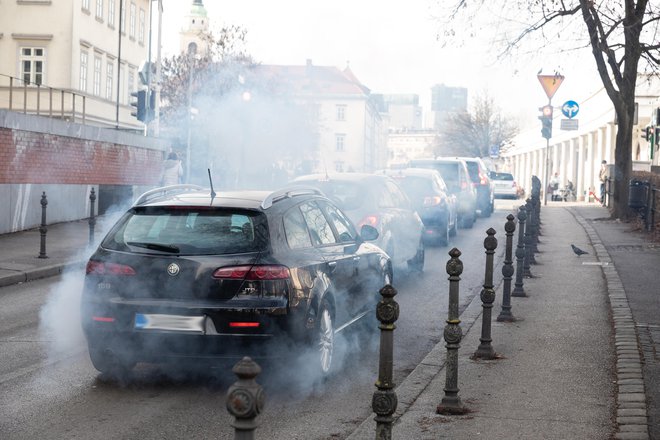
<box><xmin>96</xmin><ymin>0</ymin><xmax>103</xmax><ymax>19</ymax></box>
<box><xmin>93</xmin><ymin>55</ymin><xmax>102</xmax><ymax>96</ymax></box>
<box><xmin>335</xmin><ymin>134</ymin><xmax>345</xmax><ymax>152</ymax></box>
<box><xmin>19</xmin><ymin>47</ymin><xmax>45</xmax><ymax>86</ymax></box>
<box><xmin>129</xmin><ymin>1</ymin><xmax>136</xmax><ymax>38</ymax></box>
<box><xmin>82</xmin><ymin>0</ymin><xmax>90</xmax><ymax>11</ymax></box>
<box><xmin>138</xmin><ymin>8</ymin><xmax>145</xmax><ymax>44</ymax></box>
<box><xmin>79</xmin><ymin>50</ymin><xmax>89</xmax><ymax>92</ymax></box>
<box><xmin>107</xmin><ymin>0</ymin><xmax>115</xmax><ymax>27</ymax></box>
<box><xmin>336</xmin><ymin>104</ymin><xmax>346</xmax><ymax>121</ymax></box>
<box><xmin>105</xmin><ymin>61</ymin><xmax>114</xmax><ymax>99</ymax></box>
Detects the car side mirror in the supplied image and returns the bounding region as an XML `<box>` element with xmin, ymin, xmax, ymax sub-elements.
<box><xmin>360</xmin><ymin>224</ymin><xmax>379</xmax><ymax>241</ymax></box>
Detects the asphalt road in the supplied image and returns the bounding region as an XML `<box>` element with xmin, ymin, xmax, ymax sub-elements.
<box><xmin>0</xmin><ymin>201</ymin><xmax>518</xmax><ymax>440</ymax></box>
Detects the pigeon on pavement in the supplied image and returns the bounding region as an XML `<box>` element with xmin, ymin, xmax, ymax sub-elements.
<box><xmin>571</xmin><ymin>244</ymin><xmax>588</xmax><ymax>256</ymax></box>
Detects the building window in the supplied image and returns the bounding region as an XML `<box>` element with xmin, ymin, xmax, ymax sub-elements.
<box><xmin>128</xmin><ymin>66</ymin><xmax>135</xmax><ymax>102</ymax></box>
<box><xmin>93</xmin><ymin>55</ymin><xmax>102</xmax><ymax>96</ymax></box>
<box><xmin>336</xmin><ymin>105</ymin><xmax>346</xmax><ymax>121</ymax></box>
<box><xmin>20</xmin><ymin>47</ymin><xmax>45</xmax><ymax>85</ymax></box>
<box><xmin>106</xmin><ymin>61</ymin><xmax>113</xmax><ymax>99</ymax></box>
<box><xmin>96</xmin><ymin>0</ymin><xmax>103</xmax><ymax>19</ymax></box>
<box><xmin>335</xmin><ymin>134</ymin><xmax>345</xmax><ymax>152</ymax></box>
<box><xmin>334</xmin><ymin>161</ymin><xmax>344</xmax><ymax>172</ymax></box>
<box><xmin>108</xmin><ymin>0</ymin><xmax>115</xmax><ymax>26</ymax></box>
<box><xmin>79</xmin><ymin>51</ymin><xmax>88</xmax><ymax>91</ymax></box>
<box><xmin>138</xmin><ymin>8</ymin><xmax>145</xmax><ymax>44</ymax></box>
<box><xmin>129</xmin><ymin>1</ymin><xmax>136</xmax><ymax>38</ymax></box>
<box><xmin>82</xmin><ymin>0</ymin><xmax>90</xmax><ymax>11</ymax></box>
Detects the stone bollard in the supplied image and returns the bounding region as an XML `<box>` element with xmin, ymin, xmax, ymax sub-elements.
<box><xmin>226</xmin><ymin>356</ymin><xmax>265</xmax><ymax>440</ymax></box>
<box><xmin>524</xmin><ymin>200</ymin><xmax>536</xmax><ymax>272</ymax></box>
<box><xmin>512</xmin><ymin>205</ymin><xmax>528</xmax><ymax>297</ymax></box>
<box><xmin>474</xmin><ymin>228</ymin><xmax>498</xmax><ymax>359</ymax></box>
<box><xmin>497</xmin><ymin>214</ymin><xmax>516</xmax><ymax>322</ymax></box>
<box><xmin>88</xmin><ymin>187</ymin><xmax>97</xmax><ymax>247</ymax></box>
<box><xmin>373</xmin><ymin>284</ymin><xmax>399</xmax><ymax>440</ymax></box>
<box><xmin>38</xmin><ymin>191</ymin><xmax>48</xmax><ymax>259</ymax></box>
<box><xmin>437</xmin><ymin>248</ymin><xmax>468</xmax><ymax>415</ymax></box>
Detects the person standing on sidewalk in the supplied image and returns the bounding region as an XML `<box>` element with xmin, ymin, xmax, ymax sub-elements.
<box><xmin>599</xmin><ymin>160</ymin><xmax>608</xmax><ymax>206</ymax></box>
<box><xmin>161</xmin><ymin>152</ymin><xmax>183</xmax><ymax>186</ymax></box>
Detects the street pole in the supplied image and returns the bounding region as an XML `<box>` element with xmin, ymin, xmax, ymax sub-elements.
<box><xmin>185</xmin><ymin>45</ymin><xmax>196</xmax><ymax>184</ymax></box>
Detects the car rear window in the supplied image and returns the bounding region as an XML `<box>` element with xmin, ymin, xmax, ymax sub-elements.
<box><xmin>395</xmin><ymin>176</ymin><xmax>434</xmax><ymax>198</ymax></box>
<box><xmin>102</xmin><ymin>207</ymin><xmax>268</xmax><ymax>255</ymax></box>
<box><xmin>411</xmin><ymin>161</ymin><xmax>459</xmax><ymax>184</ymax></box>
<box><xmin>301</xmin><ymin>181</ymin><xmax>366</xmax><ymax>211</ymax></box>
<box><xmin>491</xmin><ymin>173</ymin><xmax>514</xmax><ymax>181</ymax></box>
<box><xmin>463</xmin><ymin>161</ymin><xmax>480</xmax><ymax>182</ymax></box>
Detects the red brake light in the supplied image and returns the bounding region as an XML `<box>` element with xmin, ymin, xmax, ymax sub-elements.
<box><xmin>86</xmin><ymin>261</ymin><xmax>136</xmax><ymax>276</ymax></box>
<box><xmin>423</xmin><ymin>196</ymin><xmax>442</xmax><ymax>207</ymax></box>
<box><xmin>479</xmin><ymin>173</ymin><xmax>489</xmax><ymax>185</ymax></box>
<box><xmin>92</xmin><ymin>316</ymin><xmax>116</xmax><ymax>323</ymax></box>
<box><xmin>358</xmin><ymin>215</ymin><xmax>380</xmax><ymax>228</ymax></box>
<box><xmin>212</xmin><ymin>265</ymin><xmax>290</xmax><ymax>280</ymax></box>
<box><xmin>460</xmin><ymin>181</ymin><xmax>468</xmax><ymax>190</ymax></box>
<box><xmin>229</xmin><ymin>322</ymin><xmax>260</xmax><ymax>328</ymax></box>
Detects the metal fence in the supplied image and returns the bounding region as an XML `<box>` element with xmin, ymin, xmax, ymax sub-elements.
<box><xmin>0</xmin><ymin>73</ymin><xmax>86</xmax><ymax>124</ymax></box>
<box><xmin>606</xmin><ymin>177</ymin><xmax>659</xmax><ymax>232</ymax></box>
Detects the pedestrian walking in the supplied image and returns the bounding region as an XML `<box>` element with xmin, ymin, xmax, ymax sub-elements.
<box><xmin>599</xmin><ymin>160</ymin><xmax>608</xmax><ymax>207</ymax></box>
<box><xmin>161</xmin><ymin>152</ymin><xmax>183</xmax><ymax>186</ymax></box>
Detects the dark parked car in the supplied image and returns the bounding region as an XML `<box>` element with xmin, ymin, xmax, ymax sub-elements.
<box><xmin>81</xmin><ymin>185</ymin><xmax>392</xmax><ymax>378</ymax></box>
<box><xmin>288</xmin><ymin>173</ymin><xmax>425</xmax><ymax>273</ymax></box>
<box><xmin>454</xmin><ymin>156</ymin><xmax>495</xmax><ymax>217</ymax></box>
<box><xmin>409</xmin><ymin>158</ymin><xmax>477</xmax><ymax>228</ymax></box>
<box><xmin>379</xmin><ymin>168</ymin><xmax>458</xmax><ymax>246</ymax></box>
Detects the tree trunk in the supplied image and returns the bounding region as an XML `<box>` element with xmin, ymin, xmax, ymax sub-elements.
<box><xmin>611</xmin><ymin>102</ymin><xmax>635</xmax><ymax>219</ymax></box>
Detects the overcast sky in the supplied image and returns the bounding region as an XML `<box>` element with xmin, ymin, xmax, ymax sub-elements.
<box><xmin>157</xmin><ymin>0</ymin><xmax>602</xmax><ymax>130</ymax></box>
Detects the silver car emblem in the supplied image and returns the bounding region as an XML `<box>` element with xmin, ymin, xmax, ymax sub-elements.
<box><xmin>167</xmin><ymin>263</ymin><xmax>180</xmax><ymax>276</ymax></box>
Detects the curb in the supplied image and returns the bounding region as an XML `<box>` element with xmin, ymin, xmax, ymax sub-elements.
<box><xmin>0</xmin><ymin>260</ymin><xmax>85</xmax><ymax>288</ymax></box>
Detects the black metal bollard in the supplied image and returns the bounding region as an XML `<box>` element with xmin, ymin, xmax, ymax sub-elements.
<box><xmin>474</xmin><ymin>228</ymin><xmax>498</xmax><ymax>359</ymax></box>
<box><xmin>226</xmin><ymin>356</ymin><xmax>265</xmax><ymax>440</ymax></box>
<box><xmin>528</xmin><ymin>198</ymin><xmax>539</xmax><ymax>260</ymax></box>
<box><xmin>512</xmin><ymin>205</ymin><xmax>528</xmax><ymax>297</ymax></box>
<box><xmin>38</xmin><ymin>191</ymin><xmax>48</xmax><ymax>259</ymax></box>
<box><xmin>437</xmin><ymin>248</ymin><xmax>468</xmax><ymax>415</ymax></box>
<box><xmin>497</xmin><ymin>215</ymin><xmax>516</xmax><ymax>322</ymax></box>
<box><xmin>523</xmin><ymin>200</ymin><xmax>535</xmax><ymax>273</ymax></box>
<box><xmin>372</xmin><ymin>284</ymin><xmax>399</xmax><ymax>440</ymax></box>
<box><xmin>88</xmin><ymin>187</ymin><xmax>96</xmax><ymax>247</ymax></box>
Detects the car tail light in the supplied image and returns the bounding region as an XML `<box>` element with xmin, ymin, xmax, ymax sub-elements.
<box><xmin>229</xmin><ymin>322</ymin><xmax>260</xmax><ymax>328</ymax></box>
<box><xmin>358</xmin><ymin>215</ymin><xmax>380</xmax><ymax>228</ymax></box>
<box><xmin>423</xmin><ymin>196</ymin><xmax>442</xmax><ymax>207</ymax></box>
<box><xmin>460</xmin><ymin>181</ymin><xmax>469</xmax><ymax>190</ymax></box>
<box><xmin>86</xmin><ymin>260</ymin><xmax>136</xmax><ymax>276</ymax></box>
<box><xmin>92</xmin><ymin>316</ymin><xmax>116</xmax><ymax>323</ymax></box>
<box><xmin>479</xmin><ymin>173</ymin><xmax>489</xmax><ymax>185</ymax></box>
<box><xmin>212</xmin><ymin>265</ymin><xmax>291</xmax><ymax>280</ymax></box>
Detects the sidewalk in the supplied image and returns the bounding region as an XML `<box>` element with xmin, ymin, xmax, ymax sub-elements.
<box><xmin>0</xmin><ymin>204</ymin><xmax>653</xmax><ymax>439</ymax></box>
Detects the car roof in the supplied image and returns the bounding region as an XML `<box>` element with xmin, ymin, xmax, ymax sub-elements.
<box><xmin>379</xmin><ymin>167</ymin><xmax>442</xmax><ymax>179</ymax></box>
<box><xmin>292</xmin><ymin>172</ymin><xmax>393</xmax><ymax>184</ymax></box>
<box><xmin>411</xmin><ymin>157</ymin><xmax>467</xmax><ymax>166</ymax></box>
<box><xmin>132</xmin><ymin>186</ymin><xmax>326</xmax><ymax>211</ymax></box>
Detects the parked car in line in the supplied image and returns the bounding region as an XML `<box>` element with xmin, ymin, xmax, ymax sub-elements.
<box><xmin>287</xmin><ymin>173</ymin><xmax>425</xmax><ymax>273</ymax></box>
<box><xmin>453</xmin><ymin>156</ymin><xmax>495</xmax><ymax>217</ymax></box>
<box><xmin>81</xmin><ymin>185</ymin><xmax>392</xmax><ymax>378</ymax></box>
<box><xmin>489</xmin><ymin>171</ymin><xmax>520</xmax><ymax>199</ymax></box>
<box><xmin>409</xmin><ymin>158</ymin><xmax>478</xmax><ymax>228</ymax></box>
<box><xmin>378</xmin><ymin>167</ymin><xmax>458</xmax><ymax>246</ymax></box>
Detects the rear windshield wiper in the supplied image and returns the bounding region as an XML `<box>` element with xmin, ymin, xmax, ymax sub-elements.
<box><xmin>127</xmin><ymin>241</ymin><xmax>180</xmax><ymax>253</ymax></box>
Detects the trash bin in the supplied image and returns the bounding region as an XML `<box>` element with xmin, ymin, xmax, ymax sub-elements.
<box><xmin>628</xmin><ymin>179</ymin><xmax>649</xmax><ymax>209</ymax></box>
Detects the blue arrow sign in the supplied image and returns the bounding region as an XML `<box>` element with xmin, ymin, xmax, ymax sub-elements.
<box><xmin>562</xmin><ymin>100</ymin><xmax>579</xmax><ymax>119</ymax></box>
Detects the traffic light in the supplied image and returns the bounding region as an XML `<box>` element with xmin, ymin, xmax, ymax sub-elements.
<box><xmin>539</xmin><ymin>105</ymin><xmax>553</xmax><ymax>139</ymax></box>
<box><xmin>130</xmin><ymin>89</ymin><xmax>147</xmax><ymax>122</ymax></box>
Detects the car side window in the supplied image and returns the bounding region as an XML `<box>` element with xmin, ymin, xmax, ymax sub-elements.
<box><xmin>300</xmin><ymin>202</ymin><xmax>337</xmax><ymax>246</ymax></box>
<box><xmin>283</xmin><ymin>206</ymin><xmax>313</xmax><ymax>250</ymax></box>
<box><xmin>386</xmin><ymin>181</ymin><xmax>409</xmax><ymax>209</ymax></box>
<box><xmin>320</xmin><ymin>201</ymin><xmax>357</xmax><ymax>243</ymax></box>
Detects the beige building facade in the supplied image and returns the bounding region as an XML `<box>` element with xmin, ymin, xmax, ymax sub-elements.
<box><xmin>0</xmin><ymin>0</ymin><xmax>151</xmax><ymax>130</ymax></box>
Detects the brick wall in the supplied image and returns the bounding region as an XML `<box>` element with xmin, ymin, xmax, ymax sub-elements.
<box><xmin>0</xmin><ymin>127</ymin><xmax>163</xmax><ymax>185</ymax></box>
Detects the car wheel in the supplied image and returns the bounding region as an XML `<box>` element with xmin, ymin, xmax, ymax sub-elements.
<box><xmin>88</xmin><ymin>346</ymin><xmax>135</xmax><ymax>380</ymax></box>
<box><xmin>407</xmin><ymin>239</ymin><xmax>425</xmax><ymax>273</ymax></box>
<box><xmin>316</xmin><ymin>301</ymin><xmax>335</xmax><ymax>376</ymax></box>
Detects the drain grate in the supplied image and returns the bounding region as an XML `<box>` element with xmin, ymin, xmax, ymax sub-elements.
<box><xmin>636</xmin><ymin>323</ymin><xmax>660</xmax><ymax>363</ymax></box>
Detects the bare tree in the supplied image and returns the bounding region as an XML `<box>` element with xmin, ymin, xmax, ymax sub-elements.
<box><xmin>435</xmin><ymin>0</ymin><xmax>660</xmax><ymax>218</ymax></box>
<box><xmin>436</xmin><ymin>91</ymin><xmax>518</xmax><ymax>158</ymax></box>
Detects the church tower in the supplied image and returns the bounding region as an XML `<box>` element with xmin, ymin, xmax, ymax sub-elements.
<box><xmin>179</xmin><ymin>0</ymin><xmax>210</xmax><ymax>56</ymax></box>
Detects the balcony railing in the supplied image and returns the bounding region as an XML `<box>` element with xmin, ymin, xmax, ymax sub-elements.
<box><xmin>0</xmin><ymin>73</ymin><xmax>87</xmax><ymax>124</ymax></box>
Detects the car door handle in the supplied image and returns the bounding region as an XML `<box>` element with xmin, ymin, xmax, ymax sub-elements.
<box><xmin>353</xmin><ymin>256</ymin><xmax>360</xmax><ymax>262</ymax></box>
<box><xmin>327</xmin><ymin>261</ymin><xmax>337</xmax><ymax>272</ymax></box>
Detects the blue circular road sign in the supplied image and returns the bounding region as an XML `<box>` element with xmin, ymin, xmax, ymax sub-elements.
<box><xmin>562</xmin><ymin>100</ymin><xmax>579</xmax><ymax>119</ymax></box>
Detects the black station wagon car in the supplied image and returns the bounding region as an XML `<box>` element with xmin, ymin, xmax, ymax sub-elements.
<box><xmin>81</xmin><ymin>185</ymin><xmax>391</xmax><ymax>378</ymax></box>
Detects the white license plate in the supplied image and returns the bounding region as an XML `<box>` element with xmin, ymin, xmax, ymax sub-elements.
<box><xmin>134</xmin><ymin>313</ymin><xmax>205</xmax><ymax>333</ymax></box>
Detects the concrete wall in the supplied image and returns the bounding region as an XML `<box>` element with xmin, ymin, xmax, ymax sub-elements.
<box><xmin>0</xmin><ymin>110</ymin><xmax>169</xmax><ymax>234</ymax></box>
